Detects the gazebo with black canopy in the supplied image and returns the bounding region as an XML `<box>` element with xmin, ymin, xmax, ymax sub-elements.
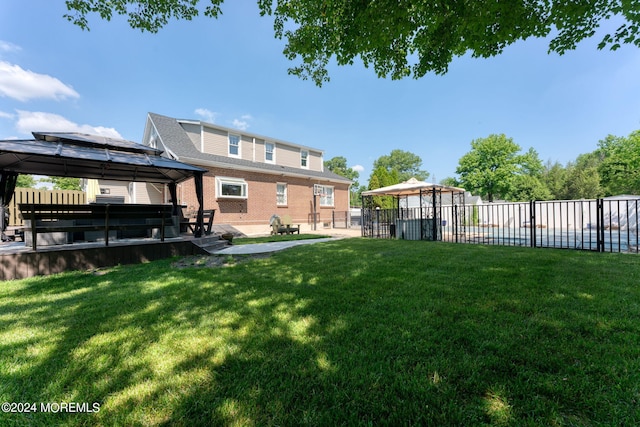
<box><xmin>0</xmin><ymin>132</ymin><xmax>207</xmax><ymax>240</ymax></box>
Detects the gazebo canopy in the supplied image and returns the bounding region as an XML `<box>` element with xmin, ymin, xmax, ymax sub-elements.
<box><xmin>0</xmin><ymin>132</ymin><xmax>206</xmax><ymax>183</ymax></box>
<box><xmin>0</xmin><ymin>132</ymin><xmax>208</xmax><ymax>239</ymax></box>
<box><xmin>362</xmin><ymin>177</ymin><xmax>465</xmax><ymax>197</ymax></box>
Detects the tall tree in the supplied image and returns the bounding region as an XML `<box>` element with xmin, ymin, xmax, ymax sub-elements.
<box><xmin>367</xmin><ymin>166</ymin><xmax>399</xmax><ymax>209</ymax></box>
<box><xmin>508</xmin><ymin>174</ymin><xmax>552</xmax><ymax>202</ymax></box>
<box><xmin>564</xmin><ymin>152</ymin><xmax>605</xmax><ymax>199</ymax></box>
<box><xmin>455</xmin><ymin>134</ymin><xmax>521</xmax><ymax>202</ymax></box>
<box><xmin>64</xmin><ymin>1</ymin><xmax>640</xmax><ymax>85</ymax></box>
<box><xmin>541</xmin><ymin>161</ymin><xmax>568</xmax><ymax>200</ymax></box>
<box><xmin>598</xmin><ymin>131</ymin><xmax>640</xmax><ymax>195</ymax></box>
<box><xmin>324</xmin><ymin>156</ymin><xmax>361</xmax><ymax>207</ymax></box>
<box><xmin>324</xmin><ymin>156</ymin><xmax>359</xmax><ymax>185</ymax></box>
<box><xmin>372</xmin><ymin>149</ymin><xmax>428</xmax><ymax>183</ymax></box>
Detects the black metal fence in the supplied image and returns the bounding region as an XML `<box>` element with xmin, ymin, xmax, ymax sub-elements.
<box><xmin>332</xmin><ymin>211</ymin><xmax>350</xmax><ymax>229</ymax></box>
<box><xmin>362</xmin><ymin>198</ymin><xmax>640</xmax><ymax>253</ymax></box>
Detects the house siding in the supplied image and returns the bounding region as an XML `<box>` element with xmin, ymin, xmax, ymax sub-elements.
<box><xmin>135</xmin><ymin>182</ymin><xmax>165</xmax><ymax>204</ymax></box>
<box><xmin>309</xmin><ymin>150</ymin><xmax>323</xmax><ymax>171</ymax></box>
<box><xmin>277</xmin><ymin>144</ymin><xmax>302</xmax><ymax>169</ymax></box>
<box><xmin>203</xmin><ymin>126</ymin><xmax>228</xmax><ymax>156</ymax></box>
<box><xmin>255</xmin><ymin>139</ymin><xmax>266</xmax><ymax>163</ymax></box>
<box><xmin>99</xmin><ymin>180</ymin><xmax>130</xmax><ymax>203</ymax></box>
<box><xmin>241</xmin><ymin>135</ymin><xmax>253</xmax><ymax>160</ymax></box>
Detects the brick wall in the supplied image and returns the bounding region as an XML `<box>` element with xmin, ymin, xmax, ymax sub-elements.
<box><xmin>177</xmin><ymin>168</ymin><xmax>350</xmax><ymax>226</ymax></box>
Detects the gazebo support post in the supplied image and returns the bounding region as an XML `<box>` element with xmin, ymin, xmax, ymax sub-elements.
<box><xmin>432</xmin><ymin>187</ymin><xmax>438</xmax><ymax>241</ymax></box>
<box><xmin>194</xmin><ymin>172</ymin><xmax>204</xmax><ymax>238</ymax></box>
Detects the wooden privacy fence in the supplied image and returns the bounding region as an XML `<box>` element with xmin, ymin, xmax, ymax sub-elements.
<box><xmin>8</xmin><ymin>188</ymin><xmax>86</xmax><ymax>227</ymax></box>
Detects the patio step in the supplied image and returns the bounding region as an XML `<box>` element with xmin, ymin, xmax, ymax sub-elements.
<box><xmin>191</xmin><ymin>235</ymin><xmax>230</xmax><ymax>254</ymax></box>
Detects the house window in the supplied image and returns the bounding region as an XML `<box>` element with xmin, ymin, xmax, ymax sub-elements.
<box><xmin>265</xmin><ymin>142</ymin><xmax>275</xmax><ymax>163</ymax></box>
<box><xmin>276</xmin><ymin>183</ymin><xmax>287</xmax><ymax>205</ymax></box>
<box><xmin>216</xmin><ymin>176</ymin><xmax>248</xmax><ymax>199</ymax></box>
<box><xmin>315</xmin><ymin>184</ymin><xmax>334</xmax><ymax>207</ymax></box>
<box><xmin>301</xmin><ymin>150</ymin><xmax>308</xmax><ymax>168</ymax></box>
<box><xmin>228</xmin><ymin>134</ymin><xmax>240</xmax><ymax>158</ymax></box>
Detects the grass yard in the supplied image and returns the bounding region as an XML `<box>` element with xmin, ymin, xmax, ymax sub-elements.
<box><xmin>1</xmin><ymin>239</ymin><xmax>639</xmax><ymax>426</ymax></box>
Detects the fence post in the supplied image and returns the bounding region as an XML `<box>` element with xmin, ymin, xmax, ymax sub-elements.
<box><xmin>530</xmin><ymin>201</ymin><xmax>536</xmax><ymax>248</ymax></box>
<box><xmin>597</xmin><ymin>198</ymin><xmax>604</xmax><ymax>252</ymax></box>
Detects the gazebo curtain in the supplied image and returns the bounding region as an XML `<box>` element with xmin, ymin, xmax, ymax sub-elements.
<box><xmin>0</xmin><ymin>172</ymin><xmax>18</xmax><ymax>240</ymax></box>
<box><xmin>194</xmin><ymin>172</ymin><xmax>204</xmax><ymax>238</ymax></box>
<box><xmin>168</xmin><ymin>182</ymin><xmax>178</xmax><ymax>216</ymax></box>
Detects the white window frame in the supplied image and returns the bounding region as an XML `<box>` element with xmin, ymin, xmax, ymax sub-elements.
<box><xmin>216</xmin><ymin>176</ymin><xmax>248</xmax><ymax>199</ymax></box>
<box><xmin>300</xmin><ymin>150</ymin><xmax>309</xmax><ymax>169</ymax></box>
<box><xmin>228</xmin><ymin>134</ymin><xmax>241</xmax><ymax>158</ymax></box>
<box><xmin>276</xmin><ymin>182</ymin><xmax>287</xmax><ymax>206</ymax></box>
<box><xmin>265</xmin><ymin>142</ymin><xmax>275</xmax><ymax>163</ymax></box>
<box><xmin>316</xmin><ymin>184</ymin><xmax>334</xmax><ymax>207</ymax></box>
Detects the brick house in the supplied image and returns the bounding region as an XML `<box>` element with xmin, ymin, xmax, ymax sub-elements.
<box><xmin>126</xmin><ymin>112</ymin><xmax>351</xmax><ymax>230</ymax></box>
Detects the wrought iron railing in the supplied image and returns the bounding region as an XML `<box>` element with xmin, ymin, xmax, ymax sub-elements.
<box><xmin>362</xmin><ymin>198</ymin><xmax>640</xmax><ymax>253</ymax></box>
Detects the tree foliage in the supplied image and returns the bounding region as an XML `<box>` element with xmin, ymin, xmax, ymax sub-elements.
<box><xmin>40</xmin><ymin>177</ymin><xmax>82</xmax><ymax>191</ymax></box>
<box><xmin>16</xmin><ymin>174</ymin><xmax>37</xmax><ymax>189</ymax></box>
<box><xmin>564</xmin><ymin>152</ymin><xmax>605</xmax><ymax>199</ymax></box>
<box><xmin>456</xmin><ymin>134</ymin><xmax>519</xmax><ymax>202</ymax></box>
<box><xmin>367</xmin><ymin>166</ymin><xmax>399</xmax><ymax>209</ymax></box>
<box><xmin>541</xmin><ymin>161</ymin><xmax>568</xmax><ymax>200</ymax></box>
<box><xmin>598</xmin><ymin>131</ymin><xmax>640</xmax><ymax>195</ymax></box>
<box><xmin>324</xmin><ymin>156</ymin><xmax>362</xmax><ymax>206</ymax></box>
<box><xmin>324</xmin><ymin>156</ymin><xmax>359</xmax><ymax>185</ymax></box>
<box><xmin>372</xmin><ymin>149</ymin><xmax>428</xmax><ymax>183</ymax></box>
<box><xmin>64</xmin><ymin>1</ymin><xmax>640</xmax><ymax>85</ymax></box>
<box><xmin>456</xmin><ymin>134</ymin><xmax>548</xmax><ymax>202</ymax></box>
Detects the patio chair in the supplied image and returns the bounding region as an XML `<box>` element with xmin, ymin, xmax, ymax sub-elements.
<box><xmin>281</xmin><ymin>215</ymin><xmax>300</xmax><ymax>234</ymax></box>
<box><xmin>269</xmin><ymin>214</ymin><xmax>300</xmax><ymax>235</ymax></box>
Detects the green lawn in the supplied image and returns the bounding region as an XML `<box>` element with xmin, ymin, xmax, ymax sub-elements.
<box><xmin>1</xmin><ymin>239</ymin><xmax>639</xmax><ymax>426</ymax></box>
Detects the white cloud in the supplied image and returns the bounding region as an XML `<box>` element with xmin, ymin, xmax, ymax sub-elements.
<box><xmin>352</xmin><ymin>164</ymin><xmax>365</xmax><ymax>173</ymax></box>
<box><xmin>0</xmin><ymin>40</ymin><xmax>21</xmax><ymax>53</ymax></box>
<box><xmin>194</xmin><ymin>108</ymin><xmax>218</xmax><ymax>123</ymax></box>
<box><xmin>232</xmin><ymin>119</ymin><xmax>249</xmax><ymax>130</ymax></box>
<box><xmin>232</xmin><ymin>114</ymin><xmax>253</xmax><ymax>131</ymax></box>
<box><xmin>0</xmin><ymin>61</ymin><xmax>80</xmax><ymax>102</ymax></box>
<box><xmin>15</xmin><ymin>110</ymin><xmax>121</xmax><ymax>138</ymax></box>
<box><xmin>0</xmin><ymin>110</ymin><xmax>14</xmax><ymax>120</ymax></box>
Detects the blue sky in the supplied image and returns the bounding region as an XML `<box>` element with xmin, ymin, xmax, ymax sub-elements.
<box><xmin>1</xmin><ymin>1</ymin><xmax>640</xmax><ymax>186</ymax></box>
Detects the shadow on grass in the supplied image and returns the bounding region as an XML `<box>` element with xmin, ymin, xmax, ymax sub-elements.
<box><xmin>1</xmin><ymin>239</ymin><xmax>639</xmax><ymax>426</ymax></box>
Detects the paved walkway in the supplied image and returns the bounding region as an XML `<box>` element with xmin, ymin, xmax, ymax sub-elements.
<box><xmin>214</xmin><ymin>237</ymin><xmax>336</xmax><ymax>255</ymax></box>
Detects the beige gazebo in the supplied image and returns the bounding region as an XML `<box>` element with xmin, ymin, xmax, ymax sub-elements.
<box><xmin>361</xmin><ymin>177</ymin><xmax>466</xmax><ymax>241</ymax></box>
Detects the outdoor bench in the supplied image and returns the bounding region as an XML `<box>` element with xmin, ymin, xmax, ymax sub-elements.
<box><xmin>180</xmin><ymin>208</ymin><xmax>215</xmax><ymax>235</ymax></box>
<box><xmin>19</xmin><ymin>203</ymin><xmax>175</xmax><ymax>250</ymax></box>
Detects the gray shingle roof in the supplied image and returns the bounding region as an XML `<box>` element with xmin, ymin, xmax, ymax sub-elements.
<box><xmin>147</xmin><ymin>113</ymin><xmax>352</xmax><ymax>184</ymax></box>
